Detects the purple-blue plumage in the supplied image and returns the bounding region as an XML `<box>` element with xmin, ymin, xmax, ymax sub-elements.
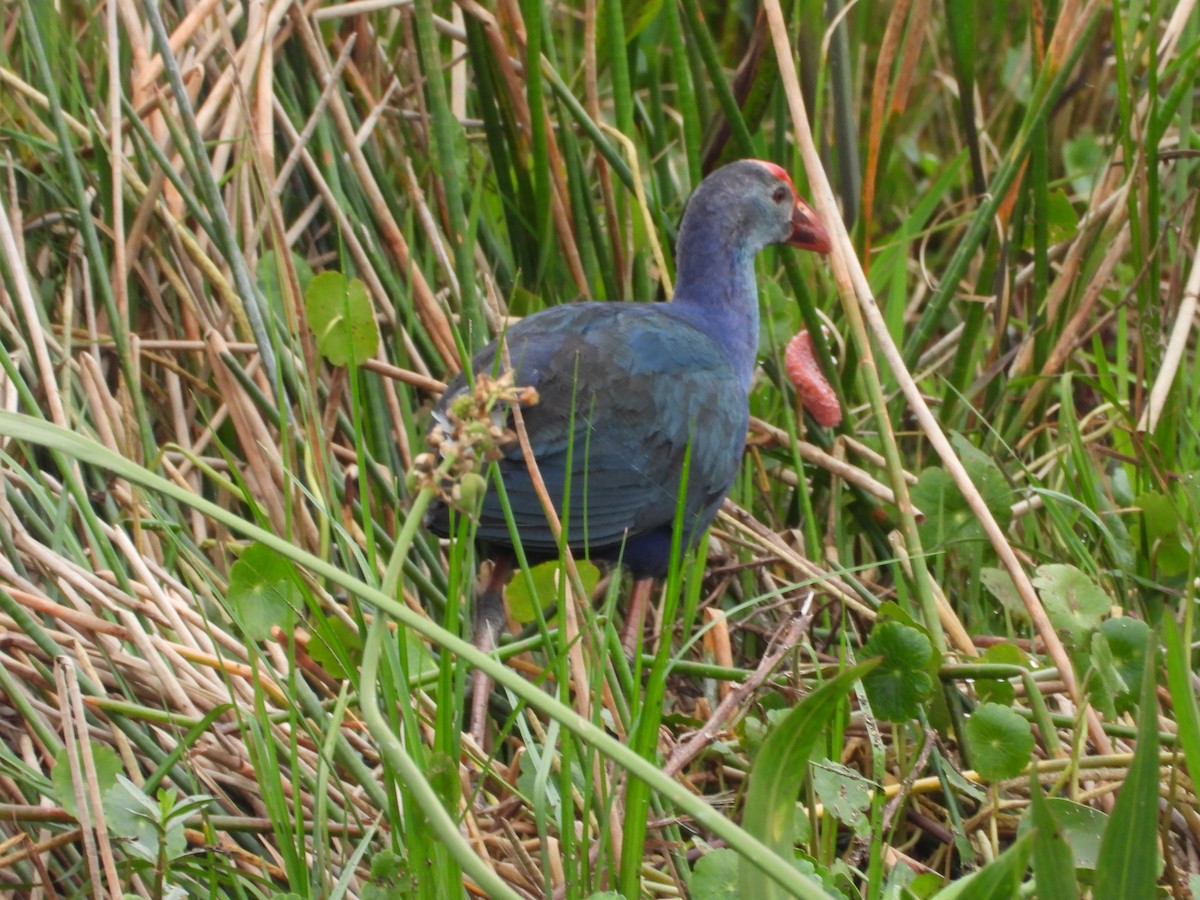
<box><xmin>427</xmin><ymin>159</ymin><xmax>830</xmax><ymax>578</ymax></box>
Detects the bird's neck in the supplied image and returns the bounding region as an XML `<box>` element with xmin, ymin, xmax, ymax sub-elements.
<box><xmin>672</xmin><ymin>233</ymin><xmax>760</xmax><ymax>394</ymax></box>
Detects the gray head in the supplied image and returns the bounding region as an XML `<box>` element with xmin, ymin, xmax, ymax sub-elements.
<box><xmin>678</xmin><ymin>159</ymin><xmax>832</xmax><ymax>258</ymax></box>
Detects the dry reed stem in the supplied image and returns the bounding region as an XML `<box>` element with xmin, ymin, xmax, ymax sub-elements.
<box><xmin>861</xmin><ymin>0</ymin><xmax>913</xmax><ymax>267</ymax></box>
<box><xmin>749</xmin><ymin>415</ymin><xmax>910</xmax><ymax>505</ymax></box>
<box><xmin>718</xmin><ymin>501</ymin><xmax>874</xmax><ymax>620</ymax></box>
<box><xmin>55</xmin><ymin>661</ymin><xmax>107</xmax><ymax>895</ymax></box>
<box><xmin>663</xmin><ymin>612</ymin><xmax>810</xmax><ymax>777</ymax></box>
<box><xmin>1140</xmin><ymin>231</ymin><xmax>1200</xmax><ymax>431</ymax></box>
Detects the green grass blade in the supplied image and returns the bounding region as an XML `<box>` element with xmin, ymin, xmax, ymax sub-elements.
<box><xmin>933</xmin><ymin>831</ymin><xmax>1034</xmax><ymax>898</ymax></box>
<box><xmin>739</xmin><ymin>660</ymin><xmax>877</xmax><ymax>900</ymax></box>
<box><xmin>1092</xmin><ymin>636</ymin><xmax>1161</xmax><ymax>900</ymax></box>
<box><xmin>1162</xmin><ymin>615</ymin><xmax>1200</xmax><ymax>810</ymax></box>
<box><xmin>1029</xmin><ymin>774</ymin><xmax>1079</xmax><ymax>899</ymax></box>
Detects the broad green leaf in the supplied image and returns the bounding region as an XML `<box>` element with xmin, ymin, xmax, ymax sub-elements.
<box><xmin>973</xmin><ymin>643</ymin><xmax>1029</xmax><ymax>706</ymax></box>
<box><xmin>1032</xmin><ymin>563</ymin><xmax>1109</xmax><ymax>643</ymax></box>
<box><xmin>950</xmin><ymin>434</ymin><xmax>1013</xmax><ymax>532</ymax></box>
<box><xmin>361</xmin><ymin>849</ymin><xmax>417</xmax><ymax>899</ymax></box>
<box><xmin>52</xmin><ymin>743</ymin><xmax>122</xmax><ymax>819</ymax></box>
<box><xmin>913</xmin><ymin>439</ymin><xmax>1011</xmax><ymax>550</ymax></box>
<box><xmin>517</xmin><ymin>747</ymin><xmax>562</xmax><ymax>821</ymax></box>
<box><xmin>913</xmin><ymin>468</ymin><xmax>973</xmax><ymax>548</ymax></box>
<box><xmin>964</xmin><ymin>703</ymin><xmax>1033</xmax><ymax>781</ymax></box>
<box><xmin>760</xmin><ymin>280</ymin><xmax>802</xmax><ymax>348</ymax></box>
<box><xmin>739</xmin><ymin>661</ymin><xmax>877</xmax><ymax>900</ymax></box>
<box><xmin>739</xmin><ymin>712</ymin><xmax>771</xmax><ymax>764</ymax></box>
<box><xmin>257</xmin><ymin>249</ymin><xmax>315</xmax><ymax>313</ymax></box>
<box><xmin>881</xmin><ymin>860</ymin><xmax>943</xmax><ymax>898</ymax></box>
<box><xmin>875</xmin><ymin>600</ymin><xmax>921</xmax><ymax>628</ymax></box>
<box><xmin>795</xmin><ymin>856</ymin><xmax>850</xmax><ymax>900</ymax></box>
<box><xmin>1029</xmin><ymin>776</ymin><xmax>1078</xmax><ymax>899</ymax></box>
<box><xmin>305</xmin><ymin>270</ymin><xmax>380</xmax><ymax>367</ymax></box>
<box><xmin>1086</xmin><ymin>630</ymin><xmax>1122</xmax><ymax>719</ymax></box>
<box><xmin>1018</xmin><ymin>797</ymin><xmax>1108</xmax><ymax>871</ymax></box>
<box><xmin>1131</xmin><ymin>492</ymin><xmax>1189</xmax><ymax>577</ymax></box>
<box><xmin>912</xmin><ymin>467</ymin><xmax>966</xmax><ymax>547</ymax></box>
<box><xmin>978</xmin><ymin>643</ymin><xmax>1029</xmax><ymax>666</ymax></box>
<box><xmin>862</xmin><ymin>622</ymin><xmax>933</xmax><ymax>721</ymax></box>
<box><xmin>227</xmin><ymin>542</ymin><xmax>302</xmax><ymax>641</ymax></box>
<box><xmin>812</xmin><ymin>760</ymin><xmax>871</xmax><ymax>830</ymax></box>
<box><xmin>1043</xmin><ymin>189</ymin><xmax>1079</xmax><ymax>244</ymax></box>
<box><xmin>1063</xmin><ymin>131</ymin><xmax>1103</xmax><ymax>197</ymax></box>
<box><xmin>974</xmin><ymin>678</ymin><xmax>1014</xmax><ymax>706</ymax></box>
<box><xmin>399</xmin><ymin>628</ymin><xmax>438</xmax><ymax>682</ymax></box>
<box><xmin>1152</xmin><ymin>534</ymin><xmax>1190</xmax><ymax>578</ymax></box>
<box><xmin>104</xmin><ymin>776</ymin><xmax>165</xmax><ymax>861</ymax></box>
<box><xmin>305</xmin><ymin>615</ymin><xmax>364</xmax><ymax>679</ymax></box>
<box><xmin>1101</xmin><ymin>616</ymin><xmax>1152</xmax><ymax>713</ymax></box>
<box><xmin>999</xmin><ymin>46</ymin><xmax>1034</xmax><ymax>105</ymax></box>
<box><xmin>506</xmin><ymin>560</ymin><xmax>599</xmax><ymax>624</ymax></box>
<box><xmin>979</xmin><ymin>567</ymin><xmax>1026</xmax><ymax>621</ymax></box>
<box><xmin>1132</xmin><ymin>491</ymin><xmax>1179</xmax><ymax>543</ymax></box>
<box><xmin>1093</xmin><ymin>638</ymin><xmax>1161</xmax><ymax>899</ymax></box>
<box><xmin>691</xmin><ymin>848</ymin><xmax>739</xmax><ymax>900</ymax></box>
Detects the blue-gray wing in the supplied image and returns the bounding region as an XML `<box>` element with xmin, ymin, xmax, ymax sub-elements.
<box><xmin>427</xmin><ymin>303</ymin><xmax>748</xmax><ymax>565</ymax></box>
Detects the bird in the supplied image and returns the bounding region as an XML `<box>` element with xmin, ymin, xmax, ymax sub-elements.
<box><xmin>423</xmin><ymin>159</ymin><xmax>832</xmax><ymax>742</ymax></box>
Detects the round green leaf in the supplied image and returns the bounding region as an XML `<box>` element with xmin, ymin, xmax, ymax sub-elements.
<box><xmin>913</xmin><ymin>436</ymin><xmax>1012</xmax><ymax>551</ymax></box>
<box><xmin>257</xmin><ymin>249</ymin><xmax>314</xmax><ymax>313</ymax></box>
<box><xmin>1018</xmin><ymin>796</ymin><xmax>1109</xmax><ymax>871</ymax></box>
<box><xmin>862</xmin><ymin>622</ymin><xmax>934</xmax><ymax>722</ymax></box>
<box><xmin>965</xmin><ymin>702</ymin><xmax>1034</xmax><ymax>781</ymax></box>
<box><xmin>1032</xmin><ymin>563</ymin><xmax>1110</xmax><ymax>643</ymax></box>
<box><xmin>52</xmin><ymin>743</ymin><xmax>122</xmax><ymax>819</ymax></box>
<box><xmin>812</xmin><ymin>760</ymin><xmax>871</xmax><ymax>829</ymax></box>
<box><xmin>305</xmin><ymin>271</ymin><xmax>380</xmax><ymax>367</ymax></box>
<box><xmin>506</xmin><ymin>559</ymin><xmax>599</xmax><ymax>624</ymax></box>
<box><xmin>980</xmin><ymin>566</ymin><xmax>1026</xmax><ymax>621</ymax></box>
<box><xmin>691</xmin><ymin>848</ymin><xmax>739</xmax><ymax>900</ymax></box>
<box><xmin>973</xmin><ymin>643</ymin><xmax>1029</xmax><ymax>706</ymax></box>
<box><xmin>227</xmin><ymin>542</ymin><xmax>302</xmax><ymax>641</ymax></box>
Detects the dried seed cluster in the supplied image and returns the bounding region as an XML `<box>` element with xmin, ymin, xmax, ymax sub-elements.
<box><xmin>409</xmin><ymin>370</ymin><xmax>539</xmax><ymax>508</ymax></box>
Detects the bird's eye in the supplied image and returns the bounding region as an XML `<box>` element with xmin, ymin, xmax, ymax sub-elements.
<box><xmin>772</xmin><ymin>186</ymin><xmax>788</xmax><ymax>204</ymax></box>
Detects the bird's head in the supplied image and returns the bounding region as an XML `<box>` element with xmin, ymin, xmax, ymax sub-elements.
<box><xmin>752</xmin><ymin>160</ymin><xmax>833</xmax><ymax>253</ymax></box>
<box><xmin>685</xmin><ymin>159</ymin><xmax>832</xmax><ymax>257</ymax></box>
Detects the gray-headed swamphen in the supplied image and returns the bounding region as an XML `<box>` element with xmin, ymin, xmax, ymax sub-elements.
<box><xmin>424</xmin><ymin>159</ymin><xmax>832</xmax><ymax>741</ymax></box>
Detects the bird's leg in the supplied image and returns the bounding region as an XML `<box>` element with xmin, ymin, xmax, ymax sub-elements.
<box><xmin>469</xmin><ymin>555</ymin><xmax>514</xmax><ymax>748</ymax></box>
<box><xmin>620</xmin><ymin>577</ymin><xmax>656</xmax><ymax>657</ymax></box>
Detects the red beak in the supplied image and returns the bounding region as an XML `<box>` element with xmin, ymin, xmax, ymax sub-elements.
<box><xmin>788</xmin><ymin>197</ymin><xmax>832</xmax><ymax>253</ymax></box>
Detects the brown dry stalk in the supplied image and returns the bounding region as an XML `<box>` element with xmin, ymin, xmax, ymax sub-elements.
<box><xmin>663</xmin><ymin>612</ymin><xmax>809</xmax><ymax>777</ymax></box>
<box><xmin>861</xmin><ymin>0</ymin><xmax>913</xmax><ymax>269</ymax></box>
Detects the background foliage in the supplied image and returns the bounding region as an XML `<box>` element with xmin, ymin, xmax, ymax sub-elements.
<box><xmin>0</xmin><ymin>0</ymin><xmax>1197</xmax><ymax>897</ymax></box>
